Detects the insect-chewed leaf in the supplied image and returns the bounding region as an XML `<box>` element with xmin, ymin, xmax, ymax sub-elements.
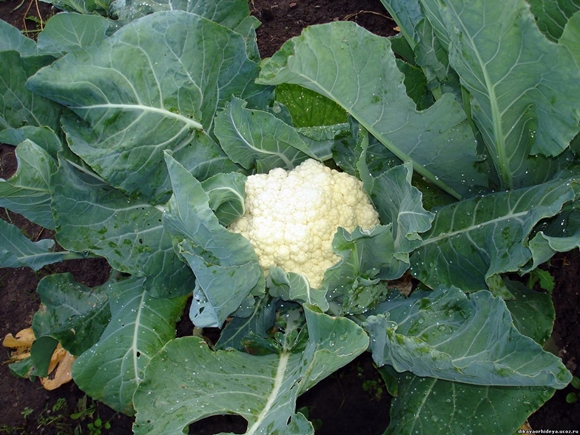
<box><xmin>133</xmin><ymin>306</ymin><xmax>368</xmax><ymax>435</ymax></box>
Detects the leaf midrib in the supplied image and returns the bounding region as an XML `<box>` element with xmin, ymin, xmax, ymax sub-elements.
<box><xmin>420</xmin><ymin>210</ymin><xmax>527</xmax><ymax>246</ymax></box>
<box><xmin>245</xmin><ymin>351</ymin><xmax>290</xmax><ymax>435</ymax></box>
<box><xmin>70</xmin><ymin>103</ymin><xmax>203</xmax><ymax>131</ymax></box>
<box><xmin>444</xmin><ymin>1</ymin><xmax>510</xmax><ymax>188</ymax></box>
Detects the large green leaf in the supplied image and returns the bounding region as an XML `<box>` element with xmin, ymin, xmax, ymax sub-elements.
<box><xmin>170</xmin><ymin>0</ymin><xmax>256</xmax><ymax>31</ymax></box>
<box><xmin>258</xmin><ymin>21</ymin><xmax>486</xmax><ymax>199</ymax></box>
<box><xmin>551</xmin><ymin>206</ymin><xmax>580</xmax><ymax>248</ymax></box>
<box><xmin>528</xmin><ymin>0</ymin><xmax>580</xmax><ymax>41</ymax></box>
<box><xmin>380</xmin><ymin>0</ymin><xmax>423</xmax><ymax>49</ymax></box>
<box><xmin>163</xmin><ymin>0</ymin><xmax>262</xmax><ymax>61</ymax></box>
<box><xmin>410</xmin><ymin>178</ymin><xmax>579</xmax><ymax>295</ymax></box>
<box><xmin>0</xmin><ymin>20</ymin><xmax>37</xmax><ymax>55</ymax></box>
<box><xmin>52</xmin><ymin>158</ymin><xmax>194</xmax><ymax>298</ymax></box>
<box><xmin>73</xmin><ymin>275</ymin><xmax>187</xmax><ymax>416</ymax></box>
<box><xmin>41</xmin><ymin>0</ymin><xmax>111</xmax><ymax>15</ymax></box>
<box><xmin>298</xmin><ymin>123</ymin><xmax>351</xmax><ymax>162</ymax></box>
<box><xmin>274</xmin><ymin>83</ymin><xmax>347</xmax><ymax>128</ymax></box>
<box><xmin>412</xmin><ymin>19</ymin><xmax>458</xmax><ymax>97</ymax></box>
<box><xmin>526</xmin><ymin>200</ymin><xmax>580</xmax><ymax>270</ymax></box>
<box><xmin>0</xmin><ymin>126</ymin><xmax>62</xmax><ymax>158</ymax></box>
<box><xmin>395</xmin><ymin>58</ymin><xmax>434</xmax><ymax>110</ymax></box>
<box><xmin>268</xmin><ymin>266</ymin><xmax>329</xmax><ymax>311</ymax></box>
<box><xmin>214</xmin><ymin>96</ymin><xmax>317</xmax><ymax>172</ymax></box>
<box><xmin>364</xmin><ymin>286</ymin><xmax>571</xmax><ymax>389</ymax></box>
<box><xmin>27</xmin><ymin>11</ymin><xmax>267</xmax><ymax>202</ymax></box>
<box><xmin>332</xmin><ymin>226</ymin><xmax>398</xmax><ymax>278</ymax></box>
<box><xmin>381</xmin><ymin>0</ymin><xmax>460</xmax><ymax>99</ymax></box>
<box><xmin>0</xmin><ymin>140</ymin><xmax>57</xmax><ymax>229</ymax></box>
<box><xmin>111</xmin><ymin>0</ymin><xmax>254</xmax><ymax>30</ymax></box>
<box><xmin>36</xmin><ymin>12</ymin><xmax>114</xmax><ymax>56</ymax></box>
<box><xmin>322</xmin><ymin>225</ymin><xmax>397</xmax><ymax>315</ymax></box>
<box><xmin>371</xmin><ymin>166</ymin><xmax>433</xmax><ymax>258</ymax></box>
<box><xmin>60</xmin><ymin>113</ymin><xmax>241</xmax><ymax>203</ymax></box>
<box><xmin>421</xmin><ymin>0</ymin><xmax>580</xmax><ymax>189</ymax></box>
<box><xmin>357</xmin><ymin>138</ymin><xmax>434</xmax><ymax>259</ymax></box>
<box><xmin>163</xmin><ymin>153</ymin><xmax>264</xmax><ymax>328</ymax></box>
<box><xmin>133</xmin><ymin>306</ymin><xmax>368</xmax><ymax>435</ymax></box>
<box><xmin>0</xmin><ymin>51</ymin><xmax>61</xmax><ymax>133</ymax></box>
<box><xmin>215</xmin><ymin>298</ymin><xmax>278</xmax><ymax>351</ymax></box>
<box><xmin>32</xmin><ymin>273</ymin><xmax>110</xmax><ymax>356</ymax></box>
<box><xmin>0</xmin><ymin>219</ymin><xmax>64</xmax><ymax>270</ymax></box>
<box><xmin>27</xmin><ymin>270</ymin><xmax>110</xmax><ymax>379</ymax></box>
<box><xmin>382</xmin><ymin>368</ymin><xmax>554</xmax><ymax>435</ymax></box>
<box><xmin>29</xmin><ymin>336</ymin><xmax>58</xmax><ymax>378</ymax></box>
<box><xmin>504</xmin><ymin>280</ymin><xmax>555</xmax><ymax>346</ymax></box>
<box><xmin>333</xmin><ymin>123</ymin><xmax>401</xmax><ymax>179</ymax></box>
<box><xmin>559</xmin><ymin>11</ymin><xmax>580</xmax><ymax>68</ymax></box>
<box><xmin>201</xmin><ymin>171</ymin><xmax>247</xmax><ymax>227</ymax></box>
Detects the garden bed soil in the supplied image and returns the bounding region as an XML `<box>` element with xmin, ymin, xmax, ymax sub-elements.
<box><xmin>1</xmin><ymin>0</ymin><xmax>579</xmax><ymax>434</ymax></box>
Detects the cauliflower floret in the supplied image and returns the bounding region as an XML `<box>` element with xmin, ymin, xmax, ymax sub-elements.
<box><xmin>228</xmin><ymin>159</ymin><xmax>380</xmax><ymax>288</ymax></box>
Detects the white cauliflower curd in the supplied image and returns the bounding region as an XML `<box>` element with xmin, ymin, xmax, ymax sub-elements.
<box><xmin>228</xmin><ymin>159</ymin><xmax>380</xmax><ymax>288</ymax></box>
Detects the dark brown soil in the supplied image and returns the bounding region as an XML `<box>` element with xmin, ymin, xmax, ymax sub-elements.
<box><xmin>531</xmin><ymin>250</ymin><xmax>580</xmax><ymax>431</ymax></box>
<box><xmin>0</xmin><ymin>0</ymin><xmax>579</xmax><ymax>434</ymax></box>
<box><xmin>252</xmin><ymin>0</ymin><xmax>395</xmax><ymax>58</ymax></box>
<box><xmin>0</xmin><ymin>0</ymin><xmax>57</xmax><ymax>37</ymax></box>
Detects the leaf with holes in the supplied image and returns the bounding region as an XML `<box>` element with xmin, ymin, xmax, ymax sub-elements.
<box><xmin>133</xmin><ymin>306</ymin><xmax>368</xmax><ymax>435</ymax></box>
<box><xmin>27</xmin><ymin>11</ymin><xmax>266</xmax><ymax>202</ymax></box>
<box><xmin>72</xmin><ymin>275</ymin><xmax>187</xmax><ymax>416</ymax></box>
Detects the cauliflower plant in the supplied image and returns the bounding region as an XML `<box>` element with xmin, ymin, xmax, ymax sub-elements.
<box><xmin>228</xmin><ymin>159</ymin><xmax>380</xmax><ymax>288</ymax></box>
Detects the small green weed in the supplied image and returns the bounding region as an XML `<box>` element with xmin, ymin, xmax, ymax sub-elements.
<box><xmin>20</xmin><ymin>406</ymin><xmax>33</xmax><ymax>420</ymax></box>
<box><xmin>362</xmin><ymin>379</ymin><xmax>385</xmax><ymax>401</ymax></box>
<box><xmin>527</xmin><ymin>268</ymin><xmax>555</xmax><ymax>294</ymax></box>
<box><xmin>86</xmin><ymin>417</ymin><xmax>112</xmax><ymax>435</ymax></box>
<box><xmin>3</xmin><ymin>395</ymin><xmax>113</xmax><ymax>435</ymax></box>
<box><xmin>566</xmin><ymin>376</ymin><xmax>580</xmax><ymax>404</ymax></box>
<box><xmin>0</xmin><ymin>424</ymin><xmax>25</xmax><ymax>434</ymax></box>
<box><xmin>37</xmin><ymin>398</ymin><xmax>71</xmax><ymax>432</ymax></box>
<box><xmin>355</xmin><ymin>361</ymin><xmax>385</xmax><ymax>401</ymax></box>
<box><xmin>0</xmin><ymin>406</ymin><xmax>34</xmax><ymax>434</ymax></box>
<box><xmin>70</xmin><ymin>395</ymin><xmax>112</xmax><ymax>435</ymax></box>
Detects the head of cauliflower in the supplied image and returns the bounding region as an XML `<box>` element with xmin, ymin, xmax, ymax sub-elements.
<box><xmin>228</xmin><ymin>159</ymin><xmax>380</xmax><ymax>288</ymax></box>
